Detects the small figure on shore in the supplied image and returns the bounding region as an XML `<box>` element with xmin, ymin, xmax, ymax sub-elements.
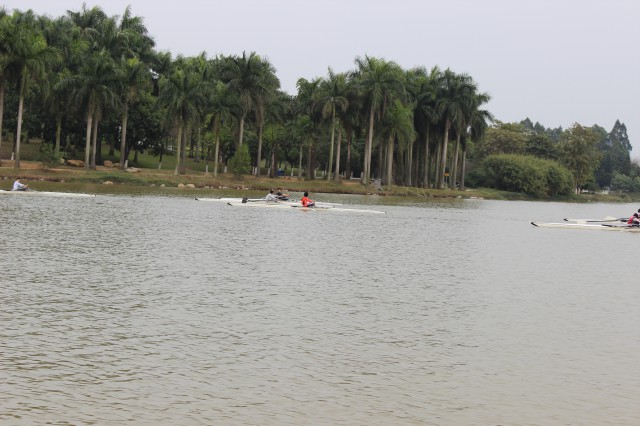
<box><xmin>301</xmin><ymin>191</ymin><xmax>315</xmax><ymax>207</ymax></box>
<box><xmin>12</xmin><ymin>178</ymin><xmax>28</xmax><ymax>191</ymax></box>
<box><xmin>265</xmin><ymin>189</ymin><xmax>279</xmax><ymax>202</ymax></box>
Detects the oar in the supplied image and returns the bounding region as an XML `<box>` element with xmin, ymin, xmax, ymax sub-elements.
<box><xmin>563</xmin><ymin>216</ymin><xmax>626</xmax><ymax>223</ymax></box>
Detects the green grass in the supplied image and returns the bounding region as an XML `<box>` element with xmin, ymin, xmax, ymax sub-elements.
<box><xmin>2</xmin><ymin>139</ymin><xmax>639</xmax><ymax>202</ymax></box>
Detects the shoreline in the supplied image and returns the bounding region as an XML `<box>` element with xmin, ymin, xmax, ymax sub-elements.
<box><xmin>1</xmin><ymin>162</ymin><xmax>638</xmax><ymax>203</ymax></box>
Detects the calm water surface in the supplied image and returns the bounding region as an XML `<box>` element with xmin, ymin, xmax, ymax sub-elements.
<box><xmin>1</xmin><ymin>194</ymin><xmax>639</xmax><ymax>425</ymax></box>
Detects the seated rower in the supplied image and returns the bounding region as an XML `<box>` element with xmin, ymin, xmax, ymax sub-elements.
<box><xmin>300</xmin><ymin>191</ymin><xmax>315</xmax><ymax>207</ymax></box>
<box><xmin>12</xmin><ymin>178</ymin><xmax>29</xmax><ymax>191</ymax></box>
<box><xmin>264</xmin><ymin>189</ymin><xmax>279</xmax><ymax>202</ymax></box>
<box><xmin>627</xmin><ymin>212</ymin><xmax>640</xmax><ymax>226</ymax></box>
<box><xmin>275</xmin><ymin>187</ymin><xmax>290</xmax><ymax>200</ymax></box>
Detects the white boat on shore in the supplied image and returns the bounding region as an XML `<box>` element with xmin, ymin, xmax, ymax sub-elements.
<box><xmin>531</xmin><ymin>221</ymin><xmax>640</xmax><ymax>232</ymax></box>
<box><xmin>0</xmin><ymin>190</ymin><xmax>96</xmax><ymax>198</ymax></box>
<box><xmin>225</xmin><ymin>201</ymin><xmax>385</xmax><ymax>214</ymax></box>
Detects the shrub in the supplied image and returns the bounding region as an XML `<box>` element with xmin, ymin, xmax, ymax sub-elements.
<box><xmin>482</xmin><ymin>154</ymin><xmax>573</xmax><ymax>197</ymax></box>
<box><xmin>227</xmin><ymin>144</ymin><xmax>251</xmax><ymax>180</ymax></box>
<box><xmin>36</xmin><ymin>143</ymin><xmax>63</xmax><ymax>170</ymax></box>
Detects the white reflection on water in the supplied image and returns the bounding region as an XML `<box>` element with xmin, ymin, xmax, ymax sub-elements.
<box><xmin>1</xmin><ymin>195</ymin><xmax>639</xmax><ymax>425</ymax></box>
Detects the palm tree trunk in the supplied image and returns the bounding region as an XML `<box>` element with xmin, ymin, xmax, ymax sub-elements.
<box><xmin>406</xmin><ymin>139</ymin><xmax>414</xmax><ymax>186</ymax></box>
<box><xmin>363</xmin><ymin>106</ymin><xmax>375</xmax><ymax>184</ymax></box>
<box><xmin>298</xmin><ymin>144</ymin><xmax>303</xmax><ymax>178</ymax></box>
<box><xmin>460</xmin><ymin>146</ymin><xmax>467</xmax><ymax>191</ymax></box>
<box><xmin>306</xmin><ymin>142</ymin><xmax>314</xmax><ymax>181</ymax></box>
<box><xmin>91</xmin><ymin>117</ymin><xmax>99</xmax><ymax>169</ymax></box>
<box><xmin>334</xmin><ymin>125</ymin><xmax>342</xmax><ymax>181</ymax></box>
<box><xmin>345</xmin><ymin>127</ymin><xmax>352</xmax><ymax>179</ymax></box>
<box><xmin>55</xmin><ymin>115</ymin><xmax>62</xmax><ymax>153</ymax></box>
<box><xmin>174</xmin><ymin>125</ymin><xmax>182</xmax><ymax>176</ymax></box>
<box><xmin>213</xmin><ymin>129</ymin><xmax>220</xmax><ymax>177</ymax></box>
<box><xmin>84</xmin><ymin>111</ymin><xmax>93</xmax><ymax>169</ymax></box>
<box><xmin>386</xmin><ymin>136</ymin><xmax>394</xmax><ymax>189</ymax></box>
<box><xmin>327</xmin><ymin>108</ymin><xmax>336</xmax><ymax>181</ymax></box>
<box><xmin>15</xmin><ymin>90</ymin><xmax>25</xmax><ymax>169</ymax></box>
<box><xmin>120</xmin><ymin>104</ymin><xmax>128</xmax><ymax>169</ymax></box>
<box><xmin>238</xmin><ymin>114</ymin><xmax>245</xmax><ymax>146</ymax></box>
<box><xmin>256</xmin><ymin>121</ymin><xmax>263</xmax><ymax>176</ymax></box>
<box><xmin>434</xmin><ymin>137</ymin><xmax>441</xmax><ymax>188</ymax></box>
<box><xmin>451</xmin><ymin>133</ymin><xmax>460</xmax><ymax>189</ymax></box>
<box><xmin>423</xmin><ymin>128</ymin><xmax>431</xmax><ymax>188</ymax></box>
<box><xmin>438</xmin><ymin>120</ymin><xmax>451</xmax><ymax>189</ymax></box>
<box><xmin>0</xmin><ymin>76</ymin><xmax>4</xmax><ymax>151</ymax></box>
<box><xmin>180</xmin><ymin>126</ymin><xmax>188</xmax><ymax>174</ymax></box>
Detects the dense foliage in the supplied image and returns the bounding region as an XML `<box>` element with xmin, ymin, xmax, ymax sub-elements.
<box><xmin>479</xmin><ymin>154</ymin><xmax>573</xmax><ymax>197</ymax></box>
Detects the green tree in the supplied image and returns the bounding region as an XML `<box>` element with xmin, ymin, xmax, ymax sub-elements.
<box><xmin>477</xmin><ymin>122</ymin><xmax>527</xmax><ymax>158</ymax></box>
<box><xmin>315</xmin><ymin>68</ymin><xmax>348</xmax><ymax>181</ymax></box>
<box><xmin>378</xmin><ymin>99</ymin><xmax>414</xmax><ymax>188</ymax></box>
<box><xmin>221</xmin><ymin>51</ymin><xmax>266</xmax><ymax>148</ymax></box>
<box><xmin>0</xmin><ymin>10</ymin><xmax>14</xmax><ymax>152</ymax></box>
<box><xmin>157</xmin><ymin>67</ymin><xmax>208</xmax><ymax>175</ymax></box>
<box><xmin>560</xmin><ymin>123</ymin><xmax>602</xmax><ymax>193</ymax></box>
<box><xmin>352</xmin><ymin>55</ymin><xmax>405</xmax><ymax>185</ymax></box>
<box><xmin>228</xmin><ymin>143</ymin><xmax>250</xmax><ymax>179</ymax></box>
<box><xmin>7</xmin><ymin>10</ymin><xmax>59</xmax><ymax>168</ymax></box>
<box><xmin>433</xmin><ymin>69</ymin><xmax>474</xmax><ymax>189</ymax></box>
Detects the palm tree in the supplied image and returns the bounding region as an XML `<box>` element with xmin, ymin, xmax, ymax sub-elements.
<box><xmin>252</xmin><ymin>58</ymin><xmax>280</xmax><ymax>176</ymax></box>
<box><xmin>433</xmin><ymin>69</ymin><xmax>474</xmax><ymax>189</ymax></box>
<box><xmin>115</xmin><ymin>6</ymin><xmax>154</xmax><ymax>169</ymax></box>
<box><xmin>295</xmin><ymin>77</ymin><xmax>323</xmax><ymax>180</ymax></box>
<box><xmin>0</xmin><ymin>10</ymin><xmax>14</xmax><ymax>152</ymax></box>
<box><xmin>378</xmin><ymin>99</ymin><xmax>415</xmax><ymax>188</ymax></box>
<box><xmin>461</xmin><ymin>93</ymin><xmax>493</xmax><ymax>190</ymax></box>
<box><xmin>206</xmin><ymin>81</ymin><xmax>236</xmax><ymax>177</ymax></box>
<box><xmin>157</xmin><ymin>67</ymin><xmax>208</xmax><ymax>175</ymax></box>
<box><xmin>336</xmin><ymin>79</ymin><xmax>362</xmax><ymax>181</ymax></box>
<box><xmin>118</xmin><ymin>57</ymin><xmax>151</xmax><ymax>169</ymax></box>
<box><xmin>221</xmin><ymin>51</ymin><xmax>268</xmax><ymax>148</ymax></box>
<box><xmin>409</xmin><ymin>66</ymin><xmax>440</xmax><ymax>188</ymax></box>
<box><xmin>315</xmin><ymin>68</ymin><xmax>348</xmax><ymax>181</ymax></box>
<box><xmin>60</xmin><ymin>49</ymin><xmax>120</xmax><ymax>169</ymax></box>
<box><xmin>352</xmin><ymin>55</ymin><xmax>405</xmax><ymax>185</ymax></box>
<box><xmin>8</xmin><ymin>10</ymin><xmax>59</xmax><ymax>168</ymax></box>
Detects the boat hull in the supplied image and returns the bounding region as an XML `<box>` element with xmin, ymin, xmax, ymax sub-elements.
<box><xmin>531</xmin><ymin>221</ymin><xmax>640</xmax><ymax>232</ymax></box>
<box><xmin>0</xmin><ymin>190</ymin><xmax>95</xmax><ymax>198</ymax></box>
<box><xmin>226</xmin><ymin>201</ymin><xmax>384</xmax><ymax>214</ymax></box>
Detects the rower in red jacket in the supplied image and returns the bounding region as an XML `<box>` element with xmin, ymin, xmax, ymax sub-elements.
<box><xmin>301</xmin><ymin>192</ymin><xmax>315</xmax><ymax>207</ymax></box>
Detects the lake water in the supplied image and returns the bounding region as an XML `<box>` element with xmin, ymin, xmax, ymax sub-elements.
<box><xmin>1</xmin><ymin>193</ymin><xmax>639</xmax><ymax>425</ymax></box>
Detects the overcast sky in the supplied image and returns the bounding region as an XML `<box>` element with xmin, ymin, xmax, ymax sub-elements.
<box><xmin>4</xmin><ymin>0</ymin><xmax>639</xmax><ymax>157</ymax></box>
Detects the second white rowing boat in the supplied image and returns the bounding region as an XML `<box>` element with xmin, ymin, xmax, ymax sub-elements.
<box><xmin>0</xmin><ymin>190</ymin><xmax>96</xmax><ymax>198</ymax></box>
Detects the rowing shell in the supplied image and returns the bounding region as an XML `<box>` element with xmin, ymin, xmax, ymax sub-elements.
<box><xmin>226</xmin><ymin>201</ymin><xmax>385</xmax><ymax>214</ymax></box>
<box><xmin>0</xmin><ymin>190</ymin><xmax>96</xmax><ymax>198</ymax></box>
<box><xmin>531</xmin><ymin>221</ymin><xmax>640</xmax><ymax>232</ymax></box>
<box><xmin>195</xmin><ymin>197</ymin><xmax>341</xmax><ymax>206</ymax></box>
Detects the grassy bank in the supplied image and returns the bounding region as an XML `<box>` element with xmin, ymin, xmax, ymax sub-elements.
<box><xmin>1</xmin><ymin>140</ymin><xmax>639</xmax><ymax>202</ymax></box>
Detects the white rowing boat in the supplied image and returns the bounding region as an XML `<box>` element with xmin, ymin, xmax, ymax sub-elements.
<box><xmin>531</xmin><ymin>221</ymin><xmax>640</xmax><ymax>232</ymax></box>
<box><xmin>225</xmin><ymin>201</ymin><xmax>385</xmax><ymax>214</ymax></box>
<box><xmin>0</xmin><ymin>190</ymin><xmax>96</xmax><ymax>198</ymax></box>
<box><xmin>195</xmin><ymin>197</ymin><xmax>341</xmax><ymax>207</ymax></box>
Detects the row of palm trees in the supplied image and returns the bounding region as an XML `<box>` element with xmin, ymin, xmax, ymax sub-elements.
<box><xmin>0</xmin><ymin>5</ymin><xmax>494</xmax><ymax>189</ymax></box>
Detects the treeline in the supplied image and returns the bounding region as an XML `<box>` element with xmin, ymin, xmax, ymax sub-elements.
<box><xmin>0</xmin><ymin>5</ymin><xmax>634</xmax><ymax>195</ymax></box>
<box><xmin>467</xmin><ymin>119</ymin><xmax>637</xmax><ymax>194</ymax></box>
